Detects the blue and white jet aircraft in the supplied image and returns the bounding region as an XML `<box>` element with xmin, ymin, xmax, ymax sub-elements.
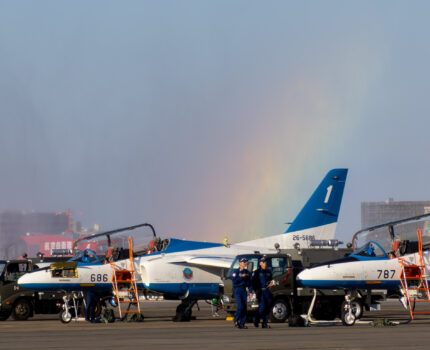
<box><xmin>296</xmin><ymin>213</ymin><xmax>430</xmax><ymax>325</ymax></box>
<box><xmin>19</xmin><ymin>168</ymin><xmax>348</xmax><ymax>320</ymax></box>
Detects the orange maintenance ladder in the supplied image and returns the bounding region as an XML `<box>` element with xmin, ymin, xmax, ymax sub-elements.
<box><xmin>111</xmin><ymin>237</ymin><xmax>141</xmax><ymax>319</ymax></box>
<box><xmin>398</xmin><ymin>229</ymin><xmax>430</xmax><ymax>320</ymax></box>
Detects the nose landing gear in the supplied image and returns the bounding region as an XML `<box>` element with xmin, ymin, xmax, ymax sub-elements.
<box><xmin>340</xmin><ymin>294</ymin><xmax>362</xmax><ymax>326</ymax></box>
<box><xmin>303</xmin><ymin>289</ymin><xmax>363</xmax><ymax>326</ymax></box>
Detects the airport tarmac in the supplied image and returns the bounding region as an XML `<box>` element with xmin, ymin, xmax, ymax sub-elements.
<box><xmin>0</xmin><ymin>300</ymin><xmax>429</xmax><ymax>350</ymax></box>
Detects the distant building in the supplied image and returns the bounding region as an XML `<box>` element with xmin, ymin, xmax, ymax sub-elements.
<box><xmin>0</xmin><ymin>211</ymin><xmax>73</xmax><ymax>259</ymax></box>
<box><xmin>361</xmin><ymin>198</ymin><xmax>430</xmax><ymax>247</ymax></box>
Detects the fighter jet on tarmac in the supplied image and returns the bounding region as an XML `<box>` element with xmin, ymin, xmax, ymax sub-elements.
<box><xmin>19</xmin><ymin>168</ymin><xmax>348</xmax><ymax>321</ymax></box>
<box><xmin>297</xmin><ymin>213</ymin><xmax>430</xmax><ymax>325</ymax></box>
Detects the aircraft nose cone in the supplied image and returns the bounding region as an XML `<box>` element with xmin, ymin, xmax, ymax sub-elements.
<box><xmin>18</xmin><ymin>270</ymin><xmax>43</xmax><ymax>290</ymax></box>
<box><xmin>296</xmin><ymin>268</ymin><xmax>319</xmax><ymax>288</ymax></box>
<box><xmin>296</xmin><ymin>269</ymin><xmax>309</xmax><ymax>282</ymax></box>
<box><xmin>18</xmin><ymin>273</ymin><xmax>31</xmax><ymax>288</ymax></box>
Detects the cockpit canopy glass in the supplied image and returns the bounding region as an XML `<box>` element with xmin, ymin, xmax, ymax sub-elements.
<box><xmin>69</xmin><ymin>249</ymin><xmax>100</xmax><ymax>264</ymax></box>
<box><xmin>352</xmin><ymin>241</ymin><xmax>387</xmax><ymax>258</ymax></box>
<box><xmin>72</xmin><ymin>224</ymin><xmax>164</xmax><ymax>258</ymax></box>
<box><xmin>352</xmin><ymin>215</ymin><xmax>430</xmax><ymax>252</ymax></box>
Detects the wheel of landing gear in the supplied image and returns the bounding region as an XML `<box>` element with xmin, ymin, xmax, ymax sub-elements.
<box><xmin>59</xmin><ymin>310</ymin><xmax>73</xmax><ymax>324</ymax></box>
<box><xmin>79</xmin><ymin>299</ymin><xmax>102</xmax><ymax>318</ymax></box>
<box><xmin>341</xmin><ymin>301</ymin><xmax>356</xmax><ymax>326</ymax></box>
<box><xmin>173</xmin><ymin>303</ymin><xmax>192</xmax><ymax>322</ymax></box>
<box><xmin>351</xmin><ymin>300</ymin><xmax>363</xmax><ymax>319</ymax></box>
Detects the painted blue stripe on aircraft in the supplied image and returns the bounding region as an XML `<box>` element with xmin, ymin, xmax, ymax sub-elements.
<box><xmin>286</xmin><ymin>169</ymin><xmax>348</xmax><ymax>233</ymax></box>
<box><xmin>144</xmin><ymin>282</ymin><xmax>220</xmax><ymax>299</ymax></box>
<box><xmin>298</xmin><ymin>279</ymin><xmax>401</xmax><ymax>290</ymax></box>
<box><xmin>348</xmin><ymin>255</ymin><xmax>388</xmax><ymax>261</ymax></box>
<box><xmin>21</xmin><ymin>281</ymin><xmax>220</xmax><ymax>299</ymax></box>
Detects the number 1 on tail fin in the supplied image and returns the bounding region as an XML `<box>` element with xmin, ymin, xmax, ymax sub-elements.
<box><xmin>324</xmin><ymin>185</ymin><xmax>333</xmax><ymax>204</ymax></box>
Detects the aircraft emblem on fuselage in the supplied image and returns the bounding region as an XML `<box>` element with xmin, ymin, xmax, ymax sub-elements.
<box><xmin>183</xmin><ymin>268</ymin><xmax>193</xmax><ymax>280</ymax></box>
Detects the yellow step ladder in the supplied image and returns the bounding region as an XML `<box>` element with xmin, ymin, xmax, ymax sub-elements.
<box><xmin>398</xmin><ymin>229</ymin><xmax>430</xmax><ymax>320</ymax></box>
<box><xmin>111</xmin><ymin>237</ymin><xmax>141</xmax><ymax>319</ymax></box>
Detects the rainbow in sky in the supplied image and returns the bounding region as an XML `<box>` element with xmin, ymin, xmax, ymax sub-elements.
<box><xmin>174</xmin><ymin>47</ymin><xmax>383</xmax><ymax>244</ymax></box>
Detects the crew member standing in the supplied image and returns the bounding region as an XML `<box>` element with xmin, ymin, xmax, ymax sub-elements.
<box><xmin>85</xmin><ymin>290</ymin><xmax>100</xmax><ymax>323</ymax></box>
<box><xmin>252</xmin><ymin>256</ymin><xmax>274</xmax><ymax>328</ymax></box>
<box><xmin>232</xmin><ymin>257</ymin><xmax>251</xmax><ymax>329</ymax></box>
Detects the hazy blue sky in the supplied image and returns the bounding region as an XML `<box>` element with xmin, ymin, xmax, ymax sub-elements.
<box><xmin>1</xmin><ymin>1</ymin><xmax>430</xmax><ymax>243</ymax></box>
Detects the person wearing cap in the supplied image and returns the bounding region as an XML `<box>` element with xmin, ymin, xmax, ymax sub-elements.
<box><xmin>232</xmin><ymin>257</ymin><xmax>252</xmax><ymax>329</ymax></box>
<box><xmin>252</xmin><ymin>256</ymin><xmax>274</xmax><ymax>328</ymax></box>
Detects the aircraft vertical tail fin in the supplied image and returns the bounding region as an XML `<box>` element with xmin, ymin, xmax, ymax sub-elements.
<box><xmin>237</xmin><ymin>168</ymin><xmax>348</xmax><ymax>249</ymax></box>
<box><xmin>286</xmin><ymin>168</ymin><xmax>348</xmax><ymax>233</ymax></box>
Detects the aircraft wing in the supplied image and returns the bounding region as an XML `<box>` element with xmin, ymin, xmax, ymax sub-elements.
<box><xmin>169</xmin><ymin>256</ymin><xmax>234</xmax><ymax>269</ymax></box>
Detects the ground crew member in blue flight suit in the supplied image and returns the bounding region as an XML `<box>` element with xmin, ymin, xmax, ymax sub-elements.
<box><xmin>252</xmin><ymin>256</ymin><xmax>274</xmax><ymax>328</ymax></box>
<box><xmin>232</xmin><ymin>257</ymin><xmax>252</xmax><ymax>329</ymax></box>
<box><xmin>85</xmin><ymin>290</ymin><xmax>100</xmax><ymax>323</ymax></box>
